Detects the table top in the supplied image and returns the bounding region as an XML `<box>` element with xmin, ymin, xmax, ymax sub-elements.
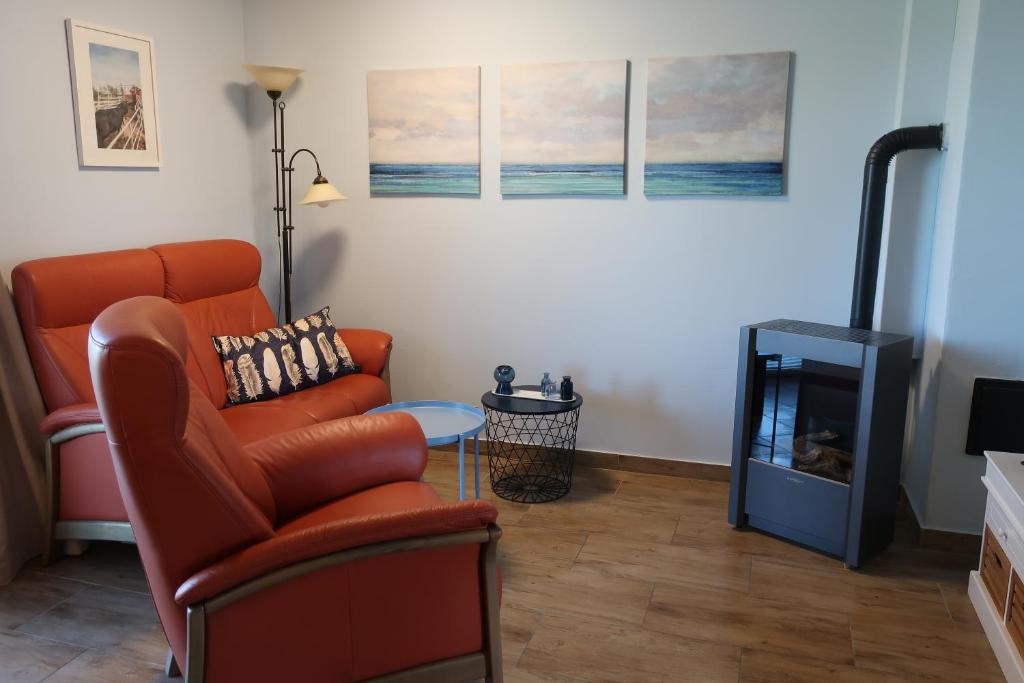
<box><xmin>481</xmin><ymin>385</ymin><xmax>583</xmax><ymax>415</ymax></box>
<box><xmin>366</xmin><ymin>400</ymin><xmax>485</xmax><ymax>446</ymax></box>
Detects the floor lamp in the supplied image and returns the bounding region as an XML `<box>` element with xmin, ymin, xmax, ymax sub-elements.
<box><xmin>244</xmin><ymin>64</ymin><xmax>346</xmax><ymax>322</ymax></box>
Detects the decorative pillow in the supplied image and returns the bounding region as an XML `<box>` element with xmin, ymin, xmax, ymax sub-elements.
<box><xmin>287</xmin><ymin>306</ymin><xmax>361</xmax><ymax>385</ymax></box>
<box><xmin>213</xmin><ymin>325</ymin><xmax>307</xmax><ymax>406</ymax></box>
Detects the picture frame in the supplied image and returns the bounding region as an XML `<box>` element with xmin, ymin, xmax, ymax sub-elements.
<box><xmin>500</xmin><ymin>60</ymin><xmax>628</xmax><ymax>196</ymax></box>
<box><xmin>367</xmin><ymin>66</ymin><xmax>481</xmax><ymax>196</ymax></box>
<box><xmin>644</xmin><ymin>51</ymin><xmax>791</xmax><ymax>196</ymax></box>
<box><xmin>65</xmin><ymin>19</ymin><xmax>161</xmax><ymax>167</ymax></box>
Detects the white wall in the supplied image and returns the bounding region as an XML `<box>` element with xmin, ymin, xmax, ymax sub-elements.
<box><xmin>901</xmin><ymin>0</ymin><xmax>978</xmax><ymax>532</ymax></box>
<box><xmin>875</xmin><ymin>0</ymin><xmax>957</xmax><ymax>356</ymax></box>
<box><xmin>916</xmin><ymin>0</ymin><xmax>1024</xmax><ymax>533</ymax></box>
<box><xmin>0</xmin><ymin>0</ymin><xmax>253</xmax><ymax>279</ymax></box>
<box><xmin>901</xmin><ymin>0</ymin><xmax>981</xmax><ymax>531</ymax></box>
<box><xmin>243</xmin><ymin>0</ymin><xmax>928</xmax><ymax>464</ymax></box>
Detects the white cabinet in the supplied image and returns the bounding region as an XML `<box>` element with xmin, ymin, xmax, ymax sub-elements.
<box><xmin>971</xmin><ymin>451</ymin><xmax>1024</xmax><ymax>683</ymax></box>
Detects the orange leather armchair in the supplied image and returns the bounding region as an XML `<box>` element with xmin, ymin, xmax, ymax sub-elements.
<box><xmin>88</xmin><ymin>296</ymin><xmax>502</xmax><ymax>682</ymax></box>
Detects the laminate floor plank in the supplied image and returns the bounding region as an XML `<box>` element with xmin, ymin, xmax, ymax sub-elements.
<box><xmin>738</xmin><ymin>648</ymin><xmax>930</xmax><ymax>683</ymax></box>
<box><xmin>0</xmin><ymin>630</ymin><xmax>83</xmax><ymax>683</ymax></box>
<box><xmin>0</xmin><ymin>572</ymin><xmax>88</xmax><ymax>631</ymax></box>
<box><xmin>644</xmin><ymin>581</ymin><xmax>856</xmax><ymax>665</ymax></box>
<box><xmin>517</xmin><ymin>612</ymin><xmax>741</xmax><ymax>683</ymax></box>
<box><xmin>573</xmin><ymin>533</ymin><xmax>752</xmax><ymax>594</ymax></box>
<box><xmin>748</xmin><ymin>556</ymin><xmax>949</xmax><ymax>619</ymax></box>
<box><xmin>500</xmin><ymin>560</ymin><xmax>654</xmax><ymax>627</ymax></box>
<box><xmin>849</xmin><ymin>610</ymin><xmax>1003</xmax><ymax>682</ymax></box>
<box><xmin>15</xmin><ymin>585</ymin><xmax>167</xmax><ymax>666</ymax></box>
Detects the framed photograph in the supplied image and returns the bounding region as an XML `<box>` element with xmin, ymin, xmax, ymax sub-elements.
<box><xmin>65</xmin><ymin>19</ymin><xmax>161</xmax><ymax>167</ymax></box>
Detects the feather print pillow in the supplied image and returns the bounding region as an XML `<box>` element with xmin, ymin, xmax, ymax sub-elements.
<box><xmin>286</xmin><ymin>307</ymin><xmax>360</xmax><ymax>385</ymax></box>
<box><xmin>212</xmin><ymin>324</ymin><xmax>307</xmax><ymax>406</ymax></box>
<box><xmin>212</xmin><ymin>308</ymin><xmax>360</xmax><ymax>407</ymax></box>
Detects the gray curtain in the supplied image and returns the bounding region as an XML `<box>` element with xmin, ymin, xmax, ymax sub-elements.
<box><xmin>0</xmin><ymin>278</ymin><xmax>46</xmax><ymax>584</ymax></box>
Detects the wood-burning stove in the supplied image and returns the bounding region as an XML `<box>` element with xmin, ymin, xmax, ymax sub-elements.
<box><xmin>728</xmin><ymin>319</ymin><xmax>912</xmax><ymax>567</ymax></box>
<box><xmin>727</xmin><ymin>125</ymin><xmax>944</xmax><ymax>567</ymax></box>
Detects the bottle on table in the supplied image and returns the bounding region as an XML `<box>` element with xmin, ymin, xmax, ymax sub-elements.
<box><xmin>560</xmin><ymin>376</ymin><xmax>573</xmax><ymax>400</ymax></box>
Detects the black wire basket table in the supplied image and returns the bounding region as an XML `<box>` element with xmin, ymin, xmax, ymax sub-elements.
<box><xmin>480</xmin><ymin>386</ymin><xmax>583</xmax><ymax>503</ymax></box>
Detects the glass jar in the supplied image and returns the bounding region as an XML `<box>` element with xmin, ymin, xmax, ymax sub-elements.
<box><xmin>541</xmin><ymin>372</ymin><xmax>554</xmax><ymax>397</ymax></box>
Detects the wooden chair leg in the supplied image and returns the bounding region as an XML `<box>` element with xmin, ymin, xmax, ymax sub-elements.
<box><xmin>42</xmin><ymin>439</ymin><xmax>60</xmax><ymax>566</ymax></box>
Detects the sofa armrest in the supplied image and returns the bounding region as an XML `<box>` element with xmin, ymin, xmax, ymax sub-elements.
<box><xmin>175</xmin><ymin>503</ymin><xmax>498</xmax><ymax>606</ymax></box>
<box><xmin>338</xmin><ymin>328</ymin><xmax>392</xmax><ymax>378</ymax></box>
<box><xmin>246</xmin><ymin>413</ymin><xmax>427</xmax><ymax>521</ymax></box>
<box><xmin>39</xmin><ymin>403</ymin><xmax>103</xmax><ymax>438</ymax></box>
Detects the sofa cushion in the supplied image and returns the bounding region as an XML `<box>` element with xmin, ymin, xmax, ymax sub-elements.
<box><xmin>152</xmin><ymin>239</ymin><xmax>279</xmax><ymax>407</ymax></box>
<box><xmin>150</xmin><ymin>240</ymin><xmax>263</xmax><ymax>304</ymax></box>
<box><xmin>213</xmin><ymin>325</ymin><xmax>307</xmax><ymax>406</ymax></box>
<box><xmin>218</xmin><ymin>374</ymin><xmax>390</xmax><ymax>444</ymax></box>
<box><xmin>34</xmin><ymin>324</ymin><xmax>95</xmax><ymax>406</ymax></box>
<box><xmin>11</xmin><ymin>249</ymin><xmax>164</xmax><ymax>410</ymax></box>
<box><xmin>174</xmin><ymin>289</ymin><xmax>278</xmax><ymax>407</ymax></box>
<box><xmin>250</xmin><ymin>380</ymin><xmax>358</xmax><ymax>424</ymax></box>
<box><xmin>266</xmin><ymin>374</ymin><xmax>390</xmax><ymax>422</ymax></box>
<box><xmin>325</xmin><ymin>373</ymin><xmax>391</xmax><ymax>414</ymax></box>
<box><xmin>288</xmin><ymin>307</ymin><xmax>360</xmax><ymax>385</ymax></box>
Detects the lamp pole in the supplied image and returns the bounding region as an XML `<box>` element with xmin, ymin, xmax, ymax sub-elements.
<box><xmin>268</xmin><ymin>94</ymin><xmax>298</xmax><ymax>321</ymax></box>
<box><xmin>249</xmin><ymin>65</ymin><xmax>345</xmax><ymax>322</ymax></box>
<box><xmin>281</xmin><ymin>147</ymin><xmax>325</xmax><ymax>321</ymax></box>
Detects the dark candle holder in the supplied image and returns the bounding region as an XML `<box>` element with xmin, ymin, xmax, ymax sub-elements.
<box><xmin>494</xmin><ymin>365</ymin><xmax>515</xmax><ymax>395</ymax></box>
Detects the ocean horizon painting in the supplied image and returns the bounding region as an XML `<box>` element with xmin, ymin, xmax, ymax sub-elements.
<box><xmin>645</xmin><ymin>52</ymin><xmax>791</xmax><ymax>196</ymax></box>
<box><xmin>367</xmin><ymin>66</ymin><xmax>480</xmax><ymax>196</ymax></box>
<box><xmin>501</xmin><ymin>60</ymin><xmax>627</xmax><ymax>196</ymax></box>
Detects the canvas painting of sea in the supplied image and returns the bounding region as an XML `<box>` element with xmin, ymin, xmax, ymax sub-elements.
<box><xmin>367</xmin><ymin>66</ymin><xmax>480</xmax><ymax>195</ymax></box>
<box><xmin>645</xmin><ymin>52</ymin><xmax>791</xmax><ymax>196</ymax></box>
<box><xmin>501</xmin><ymin>60</ymin><xmax>627</xmax><ymax>196</ymax></box>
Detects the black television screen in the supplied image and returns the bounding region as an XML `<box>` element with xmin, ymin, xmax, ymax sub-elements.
<box><xmin>966</xmin><ymin>377</ymin><xmax>1024</xmax><ymax>456</ymax></box>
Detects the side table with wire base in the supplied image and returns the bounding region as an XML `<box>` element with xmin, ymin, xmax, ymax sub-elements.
<box><xmin>481</xmin><ymin>386</ymin><xmax>583</xmax><ymax>503</ymax></box>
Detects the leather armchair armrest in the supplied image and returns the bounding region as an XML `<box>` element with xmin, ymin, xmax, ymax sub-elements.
<box><xmin>246</xmin><ymin>412</ymin><xmax>428</xmax><ymax>521</ymax></box>
<box><xmin>338</xmin><ymin>328</ymin><xmax>392</xmax><ymax>377</ymax></box>
<box><xmin>175</xmin><ymin>501</ymin><xmax>498</xmax><ymax>606</ymax></box>
<box><xmin>39</xmin><ymin>403</ymin><xmax>103</xmax><ymax>437</ymax></box>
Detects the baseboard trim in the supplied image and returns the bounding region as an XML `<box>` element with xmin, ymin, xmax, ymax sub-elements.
<box><xmin>430</xmin><ymin>446</ymin><xmax>981</xmax><ymax>551</ymax></box>
<box><xmin>899</xmin><ymin>486</ymin><xmax>981</xmax><ymax>555</ymax></box>
<box><xmin>431</xmin><ymin>443</ymin><xmax>731</xmax><ymax>483</ymax></box>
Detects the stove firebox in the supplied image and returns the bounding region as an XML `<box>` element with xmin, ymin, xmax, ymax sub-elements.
<box><xmin>728</xmin><ymin>320</ymin><xmax>912</xmax><ymax>568</ymax></box>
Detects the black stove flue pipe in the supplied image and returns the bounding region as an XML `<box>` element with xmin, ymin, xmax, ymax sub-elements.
<box><xmin>849</xmin><ymin>124</ymin><xmax>945</xmax><ymax>330</ymax></box>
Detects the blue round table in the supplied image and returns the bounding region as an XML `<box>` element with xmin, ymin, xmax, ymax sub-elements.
<box><xmin>366</xmin><ymin>400</ymin><xmax>485</xmax><ymax>500</ymax></box>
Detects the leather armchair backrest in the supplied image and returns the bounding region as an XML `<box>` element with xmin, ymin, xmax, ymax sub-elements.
<box><xmin>150</xmin><ymin>240</ymin><xmax>278</xmax><ymax>407</ymax></box>
<box><xmin>89</xmin><ymin>296</ymin><xmax>276</xmax><ymax>660</ymax></box>
<box><xmin>11</xmin><ymin>249</ymin><xmax>165</xmax><ymax>411</ymax></box>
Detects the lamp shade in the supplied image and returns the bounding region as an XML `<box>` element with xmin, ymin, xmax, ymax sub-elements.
<box><xmin>244</xmin><ymin>64</ymin><xmax>303</xmax><ymax>94</ymax></box>
<box><xmin>300</xmin><ymin>176</ymin><xmax>347</xmax><ymax>207</ymax></box>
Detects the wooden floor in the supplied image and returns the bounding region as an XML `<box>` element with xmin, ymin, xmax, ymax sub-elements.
<box><xmin>0</xmin><ymin>453</ymin><xmax>1003</xmax><ymax>682</ymax></box>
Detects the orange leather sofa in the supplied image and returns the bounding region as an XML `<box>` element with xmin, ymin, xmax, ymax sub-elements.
<box><xmin>89</xmin><ymin>296</ymin><xmax>502</xmax><ymax>682</ymax></box>
<box><xmin>12</xmin><ymin>240</ymin><xmax>394</xmax><ymax>558</ymax></box>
